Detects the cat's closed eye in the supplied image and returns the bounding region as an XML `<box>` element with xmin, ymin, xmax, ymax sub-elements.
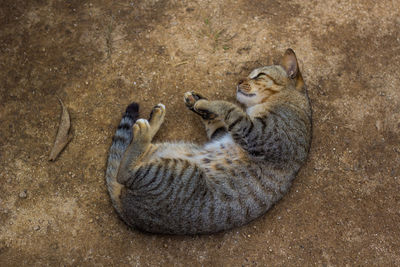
<box><xmin>253</xmin><ymin>73</ymin><xmax>266</xmax><ymax>79</ymax></box>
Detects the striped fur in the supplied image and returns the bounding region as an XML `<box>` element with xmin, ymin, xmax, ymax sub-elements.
<box><xmin>106</xmin><ymin>49</ymin><xmax>312</xmax><ymax>234</ymax></box>
<box><xmin>106</xmin><ymin>102</ymin><xmax>139</xmax><ymax>217</ymax></box>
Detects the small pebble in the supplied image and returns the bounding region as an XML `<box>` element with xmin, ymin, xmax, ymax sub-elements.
<box><xmin>375</xmin><ymin>120</ymin><xmax>382</xmax><ymax>131</ymax></box>
<box><xmin>19</xmin><ymin>190</ymin><xmax>27</xmax><ymax>199</ymax></box>
<box><xmin>34</xmin><ymin>225</ymin><xmax>40</xmax><ymax>231</ymax></box>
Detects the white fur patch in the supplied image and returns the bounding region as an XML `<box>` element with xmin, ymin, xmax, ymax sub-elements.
<box><xmin>150</xmin><ymin>135</ymin><xmax>238</xmax><ymax>166</ymax></box>
<box><xmin>205</xmin><ymin>134</ymin><xmax>234</xmax><ymax>150</ymax></box>
<box><xmin>236</xmin><ymin>91</ymin><xmax>260</xmax><ymax>107</ymax></box>
<box><xmin>246</xmin><ymin>104</ymin><xmax>269</xmax><ymax>117</ymax></box>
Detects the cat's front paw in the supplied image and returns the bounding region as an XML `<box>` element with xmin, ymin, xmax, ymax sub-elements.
<box><xmin>193</xmin><ymin>99</ymin><xmax>217</xmax><ymax>120</ymax></box>
<box><xmin>184</xmin><ymin>91</ymin><xmax>207</xmax><ymax>110</ymax></box>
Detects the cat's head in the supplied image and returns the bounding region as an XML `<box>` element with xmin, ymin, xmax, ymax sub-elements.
<box><xmin>236</xmin><ymin>49</ymin><xmax>305</xmax><ymax>107</ymax></box>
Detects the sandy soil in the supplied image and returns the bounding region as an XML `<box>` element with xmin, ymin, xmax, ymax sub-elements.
<box><xmin>1</xmin><ymin>0</ymin><xmax>399</xmax><ymax>265</ymax></box>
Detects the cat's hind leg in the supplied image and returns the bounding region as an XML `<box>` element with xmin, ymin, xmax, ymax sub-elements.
<box><xmin>184</xmin><ymin>92</ymin><xmax>227</xmax><ymax>140</ymax></box>
<box><xmin>148</xmin><ymin>103</ymin><xmax>166</xmax><ymax>139</ymax></box>
<box><xmin>117</xmin><ymin>104</ymin><xmax>166</xmax><ymax>184</ymax></box>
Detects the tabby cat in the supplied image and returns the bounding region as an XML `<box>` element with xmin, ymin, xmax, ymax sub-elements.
<box><xmin>106</xmin><ymin>49</ymin><xmax>312</xmax><ymax>234</ymax></box>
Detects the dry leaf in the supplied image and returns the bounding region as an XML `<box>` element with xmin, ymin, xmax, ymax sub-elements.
<box><xmin>49</xmin><ymin>97</ymin><xmax>72</xmax><ymax>161</ymax></box>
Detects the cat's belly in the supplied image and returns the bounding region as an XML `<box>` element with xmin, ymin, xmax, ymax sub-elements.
<box><xmin>150</xmin><ymin>134</ymin><xmax>244</xmax><ymax>165</ymax></box>
<box><xmin>203</xmin><ymin>134</ymin><xmax>235</xmax><ymax>150</ymax></box>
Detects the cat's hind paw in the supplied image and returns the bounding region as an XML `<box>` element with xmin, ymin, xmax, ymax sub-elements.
<box><xmin>149</xmin><ymin>103</ymin><xmax>166</xmax><ymax>122</ymax></box>
<box><xmin>132</xmin><ymin>119</ymin><xmax>151</xmax><ymax>142</ymax></box>
<box><xmin>148</xmin><ymin>103</ymin><xmax>166</xmax><ymax>137</ymax></box>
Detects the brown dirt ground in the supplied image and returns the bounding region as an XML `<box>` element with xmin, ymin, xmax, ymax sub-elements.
<box><xmin>1</xmin><ymin>0</ymin><xmax>399</xmax><ymax>265</ymax></box>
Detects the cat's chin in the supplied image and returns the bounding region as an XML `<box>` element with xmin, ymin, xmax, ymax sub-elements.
<box><xmin>236</xmin><ymin>91</ymin><xmax>257</xmax><ymax>107</ymax></box>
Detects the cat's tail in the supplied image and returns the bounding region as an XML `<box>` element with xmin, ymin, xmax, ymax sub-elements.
<box><xmin>106</xmin><ymin>102</ymin><xmax>139</xmax><ymax>216</ymax></box>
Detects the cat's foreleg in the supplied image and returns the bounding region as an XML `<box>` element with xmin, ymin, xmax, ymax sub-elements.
<box><xmin>117</xmin><ymin>104</ymin><xmax>165</xmax><ymax>183</ymax></box>
<box><xmin>184</xmin><ymin>92</ymin><xmax>227</xmax><ymax>139</ymax></box>
<box><xmin>203</xmin><ymin>119</ymin><xmax>226</xmax><ymax>139</ymax></box>
<box><xmin>183</xmin><ymin>91</ymin><xmax>210</xmax><ymax>118</ymax></box>
<box><xmin>191</xmin><ymin>98</ymin><xmax>255</xmax><ymax>148</ymax></box>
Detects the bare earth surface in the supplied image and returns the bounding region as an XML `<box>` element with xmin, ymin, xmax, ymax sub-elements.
<box><xmin>1</xmin><ymin>0</ymin><xmax>399</xmax><ymax>265</ymax></box>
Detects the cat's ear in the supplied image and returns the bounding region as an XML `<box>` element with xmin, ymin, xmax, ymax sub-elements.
<box><xmin>281</xmin><ymin>48</ymin><xmax>299</xmax><ymax>79</ymax></box>
<box><xmin>282</xmin><ymin>49</ymin><xmax>305</xmax><ymax>92</ymax></box>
